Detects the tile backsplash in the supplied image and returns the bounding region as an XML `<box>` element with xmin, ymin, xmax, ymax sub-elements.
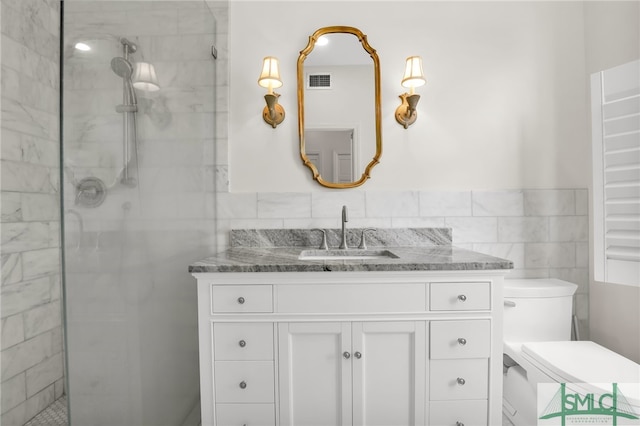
<box><xmin>216</xmin><ymin>188</ymin><xmax>589</xmax><ymax>337</ymax></box>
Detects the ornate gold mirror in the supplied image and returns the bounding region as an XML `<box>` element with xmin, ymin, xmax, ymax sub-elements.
<box><xmin>298</xmin><ymin>26</ymin><xmax>382</xmax><ymax>188</ymax></box>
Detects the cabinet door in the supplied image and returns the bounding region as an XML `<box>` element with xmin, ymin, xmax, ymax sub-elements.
<box><xmin>352</xmin><ymin>322</ymin><xmax>426</xmax><ymax>426</ymax></box>
<box><xmin>278</xmin><ymin>322</ymin><xmax>352</xmax><ymax>426</ymax></box>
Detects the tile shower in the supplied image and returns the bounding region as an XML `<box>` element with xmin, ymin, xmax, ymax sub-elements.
<box><xmin>2</xmin><ymin>0</ymin><xmax>224</xmax><ymax>425</ymax></box>
<box><xmin>62</xmin><ymin>2</ymin><xmax>219</xmax><ymax>425</ymax></box>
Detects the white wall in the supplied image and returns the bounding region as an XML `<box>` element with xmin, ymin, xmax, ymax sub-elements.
<box><xmin>229</xmin><ymin>1</ymin><xmax>589</xmax><ymax>192</ymax></box>
<box><xmin>584</xmin><ymin>1</ymin><xmax>640</xmax><ymax>363</ymax></box>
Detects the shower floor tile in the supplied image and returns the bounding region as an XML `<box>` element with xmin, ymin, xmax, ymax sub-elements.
<box><xmin>24</xmin><ymin>396</ymin><xmax>67</xmax><ymax>426</ymax></box>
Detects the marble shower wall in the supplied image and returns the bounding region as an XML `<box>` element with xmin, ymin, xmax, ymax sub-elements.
<box><xmin>0</xmin><ymin>0</ymin><xmax>64</xmax><ymax>425</ymax></box>
<box><xmin>216</xmin><ymin>189</ymin><xmax>590</xmax><ymax>337</ymax></box>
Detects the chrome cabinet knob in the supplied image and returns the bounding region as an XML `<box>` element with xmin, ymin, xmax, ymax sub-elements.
<box><xmin>457</xmin><ymin>294</ymin><xmax>467</xmax><ymax>302</ymax></box>
<box><xmin>237</xmin><ymin>297</ymin><xmax>245</xmax><ymax>304</ymax></box>
<box><xmin>354</xmin><ymin>351</ymin><xmax>362</xmax><ymax>359</ymax></box>
<box><xmin>457</xmin><ymin>338</ymin><xmax>467</xmax><ymax>346</ymax></box>
<box><xmin>343</xmin><ymin>351</ymin><xmax>351</xmax><ymax>359</ymax></box>
<box><xmin>239</xmin><ymin>340</ymin><xmax>246</xmax><ymax>347</ymax></box>
<box><xmin>457</xmin><ymin>377</ymin><xmax>466</xmax><ymax>385</ymax></box>
<box><xmin>456</xmin><ymin>422</ymin><xmax>464</xmax><ymax>426</ymax></box>
<box><xmin>239</xmin><ymin>381</ymin><xmax>247</xmax><ymax>389</ymax></box>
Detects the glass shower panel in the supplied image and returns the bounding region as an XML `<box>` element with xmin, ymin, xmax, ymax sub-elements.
<box><xmin>62</xmin><ymin>2</ymin><xmax>216</xmax><ymax>425</ymax></box>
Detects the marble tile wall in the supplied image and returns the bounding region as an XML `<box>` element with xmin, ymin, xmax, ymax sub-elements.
<box><xmin>216</xmin><ymin>188</ymin><xmax>590</xmax><ymax>336</ymax></box>
<box><xmin>1</xmin><ymin>0</ymin><xmax>64</xmax><ymax>425</ymax></box>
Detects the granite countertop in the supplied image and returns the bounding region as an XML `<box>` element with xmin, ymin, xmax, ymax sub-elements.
<box><xmin>189</xmin><ymin>228</ymin><xmax>514</xmax><ymax>273</ymax></box>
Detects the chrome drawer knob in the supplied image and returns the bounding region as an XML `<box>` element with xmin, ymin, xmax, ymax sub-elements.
<box><xmin>354</xmin><ymin>351</ymin><xmax>362</xmax><ymax>359</ymax></box>
<box><xmin>237</xmin><ymin>297</ymin><xmax>245</xmax><ymax>304</ymax></box>
<box><xmin>343</xmin><ymin>351</ymin><xmax>351</xmax><ymax>359</ymax></box>
<box><xmin>457</xmin><ymin>338</ymin><xmax>467</xmax><ymax>346</ymax></box>
<box><xmin>457</xmin><ymin>294</ymin><xmax>467</xmax><ymax>302</ymax></box>
<box><xmin>239</xmin><ymin>380</ymin><xmax>247</xmax><ymax>389</ymax></box>
<box><xmin>239</xmin><ymin>340</ymin><xmax>246</xmax><ymax>348</ymax></box>
<box><xmin>457</xmin><ymin>377</ymin><xmax>466</xmax><ymax>385</ymax></box>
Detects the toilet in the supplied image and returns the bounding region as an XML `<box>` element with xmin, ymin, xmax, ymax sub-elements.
<box><xmin>502</xmin><ymin>278</ymin><xmax>640</xmax><ymax>426</ymax></box>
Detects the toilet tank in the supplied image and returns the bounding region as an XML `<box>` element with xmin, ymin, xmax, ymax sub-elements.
<box><xmin>503</xmin><ymin>278</ymin><xmax>578</xmax><ymax>343</ymax></box>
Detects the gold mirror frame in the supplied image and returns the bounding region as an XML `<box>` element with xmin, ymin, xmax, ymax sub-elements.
<box><xmin>298</xmin><ymin>26</ymin><xmax>382</xmax><ymax>189</ymax></box>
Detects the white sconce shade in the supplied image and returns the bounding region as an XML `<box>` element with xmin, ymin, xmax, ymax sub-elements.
<box><xmin>132</xmin><ymin>62</ymin><xmax>160</xmax><ymax>92</ymax></box>
<box><xmin>401</xmin><ymin>56</ymin><xmax>426</xmax><ymax>91</ymax></box>
<box><xmin>258</xmin><ymin>56</ymin><xmax>283</xmax><ymax>94</ymax></box>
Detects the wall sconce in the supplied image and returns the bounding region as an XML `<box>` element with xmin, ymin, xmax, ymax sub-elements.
<box><xmin>132</xmin><ymin>62</ymin><xmax>160</xmax><ymax>92</ymax></box>
<box><xmin>258</xmin><ymin>56</ymin><xmax>285</xmax><ymax>128</ymax></box>
<box><xmin>395</xmin><ymin>56</ymin><xmax>426</xmax><ymax>129</ymax></box>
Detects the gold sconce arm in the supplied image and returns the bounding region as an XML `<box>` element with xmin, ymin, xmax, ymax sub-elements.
<box><xmin>263</xmin><ymin>92</ymin><xmax>285</xmax><ymax>128</ymax></box>
<box><xmin>395</xmin><ymin>93</ymin><xmax>420</xmax><ymax>129</ymax></box>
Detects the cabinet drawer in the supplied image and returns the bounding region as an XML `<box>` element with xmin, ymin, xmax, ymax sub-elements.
<box><xmin>214</xmin><ymin>361</ymin><xmax>274</xmax><ymax>403</ymax></box>
<box><xmin>429</xmin><ymin>359</ymin><xmax>488</xmax><ymax>400</ymax></box>
<box><xmin>211</xmin><ymin>285</ymin><xmax>273</xmax><ymax>313</ymax></box>
<box><xmin>430</xmin><ymin>320</ymin><xmax>490</xmax><ymax>359</ymax></box>
<box><xmin>277</xmin><ymin>283</ymin><xmax>426</xmax><ymax>313</ymax></box>
<box><xmin>429</xmin><ymin>400</ymin><xmax>488</xmax><ymax>426</ymax></box>
<box><xmin>216</xmin><ymin>403</ymin><xmax>275</xmax><ymax>426</ymax></box>
<box><xmin>430</xmin><ymin>282</ymin><xmax>490</xmax><ymax>311</ymax></box>
<box><xmin>213</xmin><ymin>323</ymin><xmax>274</xmax><ymax>361</ymax></box>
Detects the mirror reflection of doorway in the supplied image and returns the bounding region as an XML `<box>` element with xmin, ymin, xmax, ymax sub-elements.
<box><xmin>305</xmin><ymin>129</ymin><xmax>354</xmax><ymax>183</ymax></box>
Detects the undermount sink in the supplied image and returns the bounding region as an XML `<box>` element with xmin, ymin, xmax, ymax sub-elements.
<box><xmin>298</xmin><ymin>249</ymin><xmax>399</xmax><ymax>261</ymax></box>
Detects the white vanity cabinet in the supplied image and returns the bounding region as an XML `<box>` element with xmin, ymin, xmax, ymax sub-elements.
<box><xmin>278</xmin><ymin>321</ymin><xmax>426</xmax><ymax>425</ymax></box>
<box><xmin>194</xmin><ymin>271</ymin><xmax>504</xmax><ymax>426</ymax></box>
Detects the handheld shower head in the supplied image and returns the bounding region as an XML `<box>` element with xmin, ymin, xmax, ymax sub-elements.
<box><xmin>110</xmin><ymin>57</ymin><xmax>133</xmax><ymax>78</ymax></box>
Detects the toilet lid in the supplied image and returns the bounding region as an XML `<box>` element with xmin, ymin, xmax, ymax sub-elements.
<box><xmin>522</xmin><ymin>341</ymin><xmax>640</xmax><ymax>387</ymax></box>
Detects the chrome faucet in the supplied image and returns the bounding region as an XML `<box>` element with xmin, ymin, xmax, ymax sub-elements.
<box><xmin>339</xmin><ymin>205</ymin><xmax>349</xmax><ymax>249</ymax></box>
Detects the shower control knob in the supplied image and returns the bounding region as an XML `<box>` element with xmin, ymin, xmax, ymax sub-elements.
<box><xmin>458</xmin><ymin>338</ymin><xmax>467</xmax><ymax>346</ymax></box>
<box><xmin>239</xmin><ymin>340</ymin><xmax>246</xmax><ymax>348</ymax></box>
<box><xmin>456</xmin><ymin>377</ymin><xmax>466</xmax><ymax>386</ymax></box>
<box><xmin>237</xmin><ymin>297</ymin><xmax>245</xmax><ymax>304</ymax></box>
<box><xmin>457</xmin><ymin>294</ymin><xmax>467</xmax><ymax>302</ymax></box>
<box><xmin>239</xmin><ymin>381</ymin><xmax>247</xmax><ymax>389</ymax></box>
